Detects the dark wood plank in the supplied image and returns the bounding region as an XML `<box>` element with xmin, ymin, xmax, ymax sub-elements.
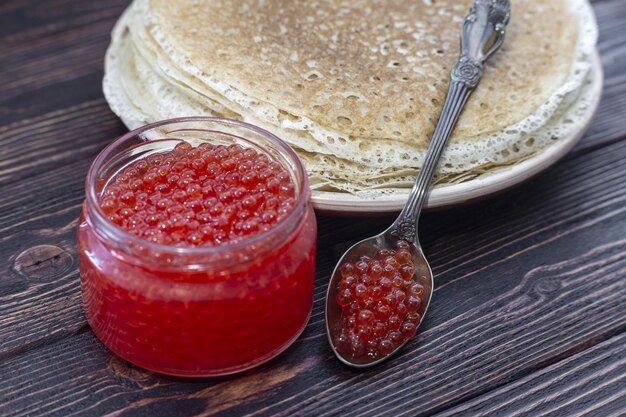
<box><xmin>0</xmin><ymin>0</ymin><xmax>129</xmax><ymax>185</ymax></box>
<box><xmin>0</xmin><ymin>97</ymin><xmax>125</xmax><ymax>187</ymax></box>
<box><xmin>1</xmin><ymin>0</ymin><xmax>128</xmax><ymax>102</ymax></box>
<box><xmin>432</xmin><ymin>333</ymin><xmax>626</xmax><ymax>417</ymax></box>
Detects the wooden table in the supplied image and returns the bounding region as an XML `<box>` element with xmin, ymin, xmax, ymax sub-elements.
<box><xmin>1</xmin><ymin>0</ymin><xmax>625</xmax><ymax>415</ymax></box>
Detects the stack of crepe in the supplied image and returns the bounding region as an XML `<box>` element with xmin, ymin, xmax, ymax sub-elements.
<box><xmin>103</xmin><ymin>0</ymin><xmax>598</xmax><ymax>195</ymax></box>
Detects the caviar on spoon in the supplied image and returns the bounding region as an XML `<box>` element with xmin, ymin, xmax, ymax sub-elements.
<box><xmin>325</xmin><ymin>0</ymin><xmax>511</xmax><ymax>367</ymax></box>
<box><xmin>333</xmin><ymin>240</ymin><xmax>426</xmax><ymax>360</ymax></box>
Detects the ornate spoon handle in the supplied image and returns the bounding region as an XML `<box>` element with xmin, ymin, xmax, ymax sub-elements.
<box><xmin>389</xmin><ymin>0</ymin><xmax>511</xmax><ymax>243</ymax></box>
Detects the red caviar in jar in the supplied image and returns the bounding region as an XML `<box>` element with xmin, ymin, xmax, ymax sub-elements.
<box><xmin>335</xmin><ymin>240</ymin><xmax>423</xmax><ymax>359</ymax></box>
<box><xmin>100</xmin><ymin>142</ymin><xmax>296</xmax><ymax>246</ymax></box>
<box><xmin>78</xmin><ymin>119</ymin><xmax>316</xmax><ymax>377</ymax></box>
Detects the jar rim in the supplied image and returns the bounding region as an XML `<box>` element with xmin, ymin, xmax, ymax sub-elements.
<box><xmin>85</xmin><ymin>116</ymin><xmax>310</xmax><ymax>255</ymax></box>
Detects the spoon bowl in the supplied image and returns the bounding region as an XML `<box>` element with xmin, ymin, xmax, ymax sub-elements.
<box><xmin>325</xmin><ymin>233</ymin><xmax>433</xmax><ymax>367</ymax></box>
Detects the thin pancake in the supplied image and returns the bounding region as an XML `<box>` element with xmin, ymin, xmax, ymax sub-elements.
<box><xmin>147</xmin><ymin>0</ymin><xmax>579</xmax><ymax>146</ymax></box>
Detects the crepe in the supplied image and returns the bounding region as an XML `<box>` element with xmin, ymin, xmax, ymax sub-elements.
<box><xmin>103</xmin><ymin>0</ymin><xmax>598</xmax><ymax>194</ymax></box>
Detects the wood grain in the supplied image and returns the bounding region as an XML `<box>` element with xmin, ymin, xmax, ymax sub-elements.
<box><xmin>0</xmin><ymin>0</ymin><xmax>625</xmax><ymax>416</ymax></box>
<box><xmin>433</xmin><ymin>333</ymin><xmax>626</xmax><ymax>417</ymax></box>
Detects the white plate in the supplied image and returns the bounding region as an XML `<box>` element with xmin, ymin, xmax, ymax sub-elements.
<box><xmin>312</xmin><ymin>50</ymin><xmax>603</xmax><ymax>214</ymax></box>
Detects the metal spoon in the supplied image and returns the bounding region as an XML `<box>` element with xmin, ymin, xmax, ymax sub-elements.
<box><xmin>325</xmin><ymin>0</ymin><xmax>511</xmax><ymax>367</ymax></box>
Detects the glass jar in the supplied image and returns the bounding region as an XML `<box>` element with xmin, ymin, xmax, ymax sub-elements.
<box><xmin>77</xmin><ymin>117</ymin><xmax>317</xmax><ymax>376</ymax></box>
